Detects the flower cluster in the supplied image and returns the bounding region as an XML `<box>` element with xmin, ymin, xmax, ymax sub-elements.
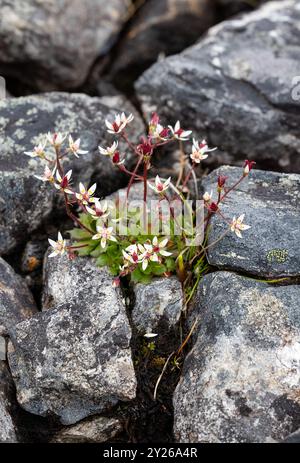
<box><xmin>24</xmin><ymin>110</ymin><xmax>254</xmax><ymax>288</ymax></box>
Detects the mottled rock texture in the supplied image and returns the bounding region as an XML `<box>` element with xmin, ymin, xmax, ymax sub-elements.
<box><xmin>132</xmin><ymin>277</ymin><xmax>183</xmax><ymax>335</ymax></box>
<box><xmin>0</xmin><ymin>92</ymin><xmax>143</xmax><ymax>255</ymax></box>
<box><xmin>110</xmin><ymin>0</ymin><xmax>216</xmax><ymax>90</ymax></box>
<box><xmin>0</xmin><ymin>337</ymin><xmax>5</xmax><ymax>362</ymax></box>
<box><xmin>174</xmin><ymin>271</ymin><xmax>300</xmax><ymax>443</ymax></box>
<box><xmin>0</xmin><ymin>257</ymin><xmax>37</xmax><ymax>334</ymax></box>
<box><xmin>136</xmin><ymin>0</ymin><xmax>300</xmax><ymax>173</ymax></box>
<box><xmin>0</xmin><ymin>362</ymin><xmax>19</xmax><ymax>442</ymax></box>
<box><xmin>0</xmin><ymin>0</ymin><xmax>131</xmax><ymax>91</ymax></box>
<box><xmin>202</xmin><ymin>166</ymin><xmax>300</xmax><ymax>278</ymax></box>
<box><xmin>51</xmin><ymin>416</ymin><xmax>123</xmax><ymax>443</ymax></box>
<box><xmin>8</xmin><ymin>254</ymin><xmax>137</xmax><ymax>425</ymax></box>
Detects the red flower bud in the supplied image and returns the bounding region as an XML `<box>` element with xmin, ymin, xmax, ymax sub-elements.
<box><xmin>112</xmin><ymin>277</ymin><xmax>120</xmax><ymax>288</ymax></box>
<box><xmin>243</xmin><ymin>160</ymin><xmax>256</xmax><ymax>175</ymax></box>
<box><xmin>150</xmin><ymin>112</ymin><xmax>160</xmax><ymax>126</ymax></box>
<box><xmin>217</xmin><ymin>175</ymin><xmax>227</xmax><ymax>189</ymax></box>
<box><xmin>112</xmin><ymin>151</ymin><xmax>120</xmax><ymax>164</ymax></box>
<box><xmin>209</xmin><ymin>202</ymin><xmax>218</xmax><ymax>212</ymax></box>
<box><xmin>137</xmin><ymin>137</ymin><xmax>154</xmax><ymax>156</ymax></box>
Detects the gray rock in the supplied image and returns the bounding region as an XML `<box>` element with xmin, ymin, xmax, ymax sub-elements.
<box><xmin>0</xmin><ymin>362</ymin><xmax>19</xmax><ymax>442</ymax></box>
<box><xmin>202</xmin><ymin>166</ymin><xmax>300</xmax><ymax>278</ymax></box>
<box><xmin>0</xmin><ymin>0</ymin><xmax>131</xmax><ymax>91</ymax></box>
<box><xmin>0</xmin><ymin>92</ymin><xmax>144</xmax><ymax>255</ymax></box>
<box><xmin>8</xmin><ymin>254</ymin><xmax>136</xmax><ymax>425</ymax></box>
<box><xmin>0</xmin><ymin>337</ymin><xmax>5</xmax><ymax>361</ymax></box>
<box><xmin>0</xmin><ymin>257</ymin><xmax>37</xmax><ymax>334</ymax></box>
<box><xmin>136</xmin><ymin>0</ymin><xmax>300</xmax><ymax>173</ymax></box>
<box><xmin>282</xmin><ymin>428</ymin><xmax>300</xmax><ymax>443</ymax></box>
<box><xmin>132</xmin><ymin>277</ymin><xmax>183</xmax><ymax>335</ymax></box>
<box><xmin>51</xmin><ymin>415</ymin><xmax>123</xmax><ymax>443</ymax></box>
<box><xmin>174</xmin><ymin>271</ymin><xmax>300</xmax><ymax>443</ymax></box>
<box><xmin>110</xmin><ymin>0</ymin><xmax>216</xmax><ymax>90</ymax></box>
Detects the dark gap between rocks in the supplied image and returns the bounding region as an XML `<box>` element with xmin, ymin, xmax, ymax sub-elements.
<box><xmin>114</xmin><ymin>277</ymin><xmax>184</xmax><ymax>443</ymax></box>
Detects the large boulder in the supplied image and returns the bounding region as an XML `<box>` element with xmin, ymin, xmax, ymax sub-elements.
<box><xmin>0</xmin><ymin>0</ymin><xmax>131</xmax><ymax>91</ymax></box>
<box><xmin>202</xmin><ymin>166</ymin><xmax>300</xmax><ymax>278</ymax></box>
<box><xmin>136</xmin><ymin>0</ymin><xmax>300</xmax><ymax>173</ymax></box>
<box><xmin>0</xmin><ymin>92</ymin><xmax>144</xmax><ymax>255</ymax></box>
<box><xmin>174</xmin><ymin>271</ymin><xmax>300</xmax><ymax>443</ymax></box>
<box><xmin>0</xmin><ymin>257</ymin><xmax>37</xmax><ymax>334</ymax></box>
<box><xmin>109</xmin><ymin>0</ymin><xmax>216</xmax><ymax>90</ymax></box>
<box><xmin>7</xmin><ymin>253</ymin><xmax>137</xmax><ymax>425</ymax></box>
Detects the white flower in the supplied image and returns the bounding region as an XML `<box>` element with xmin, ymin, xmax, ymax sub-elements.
<box><xmin>230</xmin><ymin>214</ymin><xmax>251</xmax><ymax>238</ymax></box>
<box><xmin>139</xmin><ymin>237</ymin><xmax>172</xmax><ymax>271</ymax></box>
<box><xmin>203</xmin><ymin>191</ymin><xmax>213</xmax><ymax>202</ymax></box>
<box><xmin>68</xmin><ymin>135</ymin><xmax>88</xmax><ymax>157</ymax></box>
<box><xmin>46</xmin><ymin>132</ymin><xmax>67</xmax><ymax>147</ymax></box>
<box><xmin>122</xmin><ymin>244</ymin><xmax>141</xmax><ymax>265</ymax></box>
<box><xmin>92</xmin><ymin>225</ymin><xmax>117</xmax><ymax>248</ymax></box>
<box><xmin>75</xmin><ymin>183</ymin><xmax>98</xmax><ymax>205</ymax></box>
<box><xmin>190</xmin><ymin>139</ymin><xmax>217</xmax><ymax>163</ymax></box>
<box><xmin>24</xmin><ymin>142</ymin><xmax>47</xmax><ymax>158</ymax></box>
<box><xmin>34</xmin><ymin>165</ymin><xmax>56</xmax><ymax>182</ymax></box>
<box><xmin>150</xmin><ymin>124</ymin><xmax>169</xmax><ymax>140</ymax></box>
<box><xmin>105</xmin><ymin>113</ymin><xmax>134</xmax><ymax>134</ymax></box>
<box><xmin>54</xmin><ymin>169</ymin><xmax>73</xmax><ymax>194</ymax></box>
<box><xmin>86</xmin><ymin>200</ymin><xmax>109</xmax><ymax>220</ymax></box>
<box><xmin>151</xmin><ymin>236</ymin><xmax>172</xmax><ymax>257</ymax></box>
<box><xmin>48</xmin><ymin>232</ymin><xmax>67</xmax><ymax>257</ymax></box>
<box><xmin>148</xmin><ymin>175</ymin><xmax>171</xmax><ymax>194</ymax></box>
<box><xmin>144</xmin><ymin>333</ymin><xmax>158</xmax><ymax>339</ymax></box>
<box><xmin>99</xmin><ymin>141</ymin><xmax>118</xmax><ymax>157</ymax></box>
<box><xmin>168</xmin><ymin>121</ymin><xmax>192</xmax><ymax>141</ymax></box>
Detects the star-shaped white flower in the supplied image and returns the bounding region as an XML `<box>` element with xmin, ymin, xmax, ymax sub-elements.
<box><xmin>92</xmin><ymin>225</ymin><xmax>117</xmax><ymax>248</ymax></box>
<box><xmin>86</xmin><ymin>200</ymin><xmax>110</xmax><ymax>220</ymax></box>
<box><xmin>75</xmin><ymin>183</ymin><xmax>98</xmax><ymax>205</ymax></box>
<box><xmin>168</xmin><ymin>121</ymin><xmax>192</xmax><ymax>141</ymax></box>
<box><xmin>46</xmin><ymin>132</ymin><xmax>67</xmax><ymax>147</ymax></box>
<box><xmin>203</xmin><ymin>191</ymin><xmax>213</xmax><ymax>202</ymax></box>
<box><xmin>148</xmin><ymin>175</ymin><xmax>171</xmax><ymax>194</ymax></box>
<box><xmin>190</xmin><ymin>139</ymin><xmax>217</xmax><ymax>163</ymax></box>
<box><xmin>230</xmin><ymin>214</ymin><xmax>251</xmax><ymax>238</ymax></box>
<box><xmin>105</xmin><ymin>113</ymin><xmax>134</xmax><ymax>134</ymax></box>
<box><xmin>48</xmin><ymin>232</ymin><xmax>67</xmax><ymax>257</ymax></box>
<box><xmin>34</xmin><ymin>165</ymin><xmax>56</xmax><ymax>183</ymax></box>
<box><xmin>139</xmin><ymin>237</ymin><xmax>172</xmax><ymax>271</ymax></box>
<box><xmin>99</xmin><ymin>141</ymin><xmax>119</xmax><ymax>157</ymax></box>
<box><xmin>54</xmin><ymin>169</ymin><xmax>73</xmax><ymax>194</ymax></box>
<box><xmin>68</xmin><ymin>135</ymin><xmax>88</xmax><ymax>157</ymax></box>
<box><xmin>122</xmin><ymin>244</ymin><xmax>141</xmax><ymax>265</ymax></box>
<box><xmin>24</xmin><ymin>142</ymin><xmax>47</xmax><ymax>159</ymax></box>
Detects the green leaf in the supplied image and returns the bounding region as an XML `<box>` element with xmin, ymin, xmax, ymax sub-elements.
<box><xmin>68</xmin><ymin>228</ymin><xmax>92</xmax><ymax>240</ymax></box>
<box><xmin>96</xmin><ymin>254</ymin><xmax>109</xmax><ymax>267</ymax></box>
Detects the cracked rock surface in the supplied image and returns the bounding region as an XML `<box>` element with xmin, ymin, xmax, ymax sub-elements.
<box><xmin>0</xmin><ymin>362</ymin><xmax>19</xmax><ymax>442</ymax></box>
<box><xmin>174</xmin><ymin>271</ymin><xmax>300</xmax><ymax>443</ymax></box>
<box><xmin>110</xmin><ymin>0</ymin><xmax>216</xmax><ymax>89</ymax></box>
<box><xmin>0</xmin><ymin>0</ymin><xmax>131</xmax><ymax>91</ymax></box>
<box><xmin>0</xmin><ymin>257</ymin><xmax>37</xmax><ymax>334</ymax></box>
<box><xmin>50</xmin><ymin>415</ymin><xmax>123</xmax><ymax>443</ymax></box>
<box><xmin>202</xmin><ymin>166</ymin><xmax>300</xmax><ymax>278</ymax></box>
<box><xmin>136</xmin><ymin>0</ymin><xmax>300</xmax><ymax>173</ymax></box>
<box><xmin>7</xmin><ymin>253</ymin><xmax>137</xmax><ymax>425</ymax></box>
<box><xmin>0</xmin><ymin>92</ymin><xmax>143</xmax><ymax>255</ymax></box>
<box><xmin>132</xmin><ymin>277</ymin><xmax>183</xmax><ymax>336</ymax></box>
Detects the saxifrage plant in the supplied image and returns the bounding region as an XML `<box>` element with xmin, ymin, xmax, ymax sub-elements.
<box><xmin>25</xmin><ymin>111</ymin><xmax>254</xmax><ymax>295</ymax></box>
